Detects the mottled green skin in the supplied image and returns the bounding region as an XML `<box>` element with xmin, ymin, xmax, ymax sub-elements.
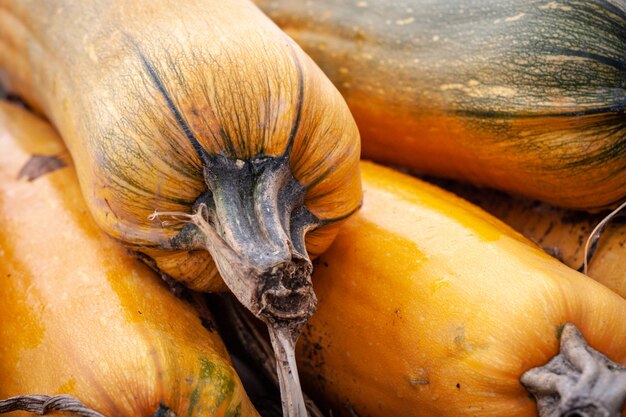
<box><xmin>258</xmin><ymin>0</ymin><xmax>626</xmax><ymax>210</ymax></box>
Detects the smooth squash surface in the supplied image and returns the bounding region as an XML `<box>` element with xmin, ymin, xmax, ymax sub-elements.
<box><xmin>439</xmin><ymin>181</ymin><xmax>626</xmax><ymax>300</ymax></box>
<box><xmin>297</xmin><ymin>161</ymin><xmax>626</xmax><ymax>417</ymax></box>
<box><xmin>256</xmin><ymin>0</ymin><xmax>626</xmax><ymax>210</ymax></box>
<box><xmin>0</xmin><ymin>101</ymin><xmax>258</xmax><ymax>417</ymax></box>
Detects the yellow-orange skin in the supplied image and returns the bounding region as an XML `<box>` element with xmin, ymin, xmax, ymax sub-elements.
<box><xmin>0</xmin><ymin>0</ymin><xmax>361</xmax><ymax>291</ymax></box>
<box><xmin>0</xmin><ymin>101</ymin><xmax>259</xmax><ymax>417</ymax></box>
<box><xmin>297</xmin><ymin>161</ymin><xmax>626</xmax><ymax>417</ymax></box>
<box><xmin>439</xmin><ymin>181</ymin><xmax>626</xmax><ymax>300</ymax></box>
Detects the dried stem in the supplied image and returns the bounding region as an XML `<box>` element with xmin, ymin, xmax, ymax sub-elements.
<box><xmin>0</xmin><ymin>394</ymin><xmax>105</xmax><ymax>417</ymax></box>
<box><xmin>268</xmin><ymin>326</ymin><xmax>308</xmax><ymax>417</ymax></box>
<box><xmin>583</xmin><ymin>200</ymin><xmax>626</xmax><ymax>274</ymax></box>
<box><xmin>150</xmin><ymin>154</ymin><xmax>321</xmax><ymax>417</ymax></box>
<box><xmin>521</xmin><ymin>323</ymin><xmax>626</xmax><ymax>417</ymax></box>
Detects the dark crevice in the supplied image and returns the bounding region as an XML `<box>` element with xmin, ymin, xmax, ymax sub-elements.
<box><xmin>154</xmin><ymin>404</ymin><xmax>177</xmax><ymax>417</ymax></box>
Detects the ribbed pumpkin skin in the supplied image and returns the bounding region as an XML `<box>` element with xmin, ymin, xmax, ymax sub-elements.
<box><xmin>297</xmin><ymin>161</ymin><xmax>626</xmax><ymax>417</ymax></box>
<box><xmin>439</xmin><ymin>181</ymin><xmax>626</xmax><ymax>300</ymax></box>
<box><xmin>256</xmin><ymin>0</ymin><xmax>626</xmax><ymax>210</ymax></box>
<box><xmin>0</xmin><ymin>0</ymin><xmax>361</xmax><ymax>291</ymax></box>
<box><xmin>0</xmin><ymin>101</ymin><xmax>259</xmax><ymax>417</ymax></box>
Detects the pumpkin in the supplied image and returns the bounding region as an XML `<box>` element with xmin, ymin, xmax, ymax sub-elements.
<box><xmin>296</xmin><ymin>161</ymin><xmax>626</xmax><ymax>417</ymax></box>
<box><xmin>0</xmin><ymin>2</ymin><xmax>361</xmax><ymax>414</ymax></box>
<box><xmin>255</xmin><ymin>0</ymin><xmax>626</xmax><ymax>210</ymax></box>
<box><xmin>0</xmin><ymin>101</ymin><xmax>260</xmax><ymax>417</ymax></box>
<box><xmin>437</xmin><ymin>180</ymin><xmax>626</xmax><ymax>300</ymax></box>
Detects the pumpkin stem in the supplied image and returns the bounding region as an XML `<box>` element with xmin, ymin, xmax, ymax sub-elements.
<box><xmin>186</xmin><ymin>152</ymin><xmax>319</xmax><ymax>325</ymax></box>
<box><xmin>165</xmin><ymin>152</ymin><xmax>318</xmax><ymax>417</ymax></box>
<box><xmin>521</xmin><ymin>323</ymin><xmax>626</xmax><ymax>417</ymax></box>
<box><xmin>0</xmin><ymin>394</ymin><xmax>105</xmax><ymax>417</ymax></box>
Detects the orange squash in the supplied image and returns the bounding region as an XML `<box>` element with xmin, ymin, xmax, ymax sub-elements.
<box><xmin>256</xmin><ymin>0</ymin><xmax>626</xmax><ymax>210</ymax></box>
<box><xmin>0</xmin><ymin>0</ymin><xmax>360</xmax><ymax>301</ymax></box>
<box><xmin>297</xmin><ymin>161</ymin><xmax>626</xmax><ymax>417</ymax></box>
<box><xmin>438</xmin><ymin>180</ymin><xmax>626</xmax><ymax>300</ymax></box>
<box><xmin>0</xmin><ymin>101</ymin><xmax>259</xmax><ymax>417</ymax></box>
<box><xmin>0</xmin><ymin>2</ymin><xmax>361</xmax><ymax>413</ymax></box>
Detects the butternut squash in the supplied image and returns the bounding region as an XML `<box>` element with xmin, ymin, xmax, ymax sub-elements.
<box><xmin>0</xmin><ymin>101</ymin><xmax>259</xmax><ymax>417</ymax></box>
<box><xmin>256</xmin><ymin>0</ymin><xmax>626</xmax><ymax>210</ymax></box>
<box><xmin>0</xmin><ymin>2</ymin><xmax>362</xmax><ymax>414</ymax></box>
<box><xmin>297</xmin><ymin>161</ymin><xmax>626</xmax><ymax>417</ymax></box>
<box><xmin>438</xmin><ymin>180</ymin><xmax>626</xmax><ymax>299</ymax></box>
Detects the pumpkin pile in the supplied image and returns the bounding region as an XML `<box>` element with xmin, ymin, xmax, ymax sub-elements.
<box><xmin>0</xmin><ymin>1</ymin><xmax>625</xmax><ymax>417</ymax></box>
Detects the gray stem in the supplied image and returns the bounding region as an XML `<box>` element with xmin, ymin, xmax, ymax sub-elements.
<box><xmin>148</xmin><ymin>150</ymin><xmax>325</xmax><ymax>417</ymax></box>
<box><xmin>521</xmin><ymin>323</ymin><xmax>626</xmax><ymax>417</ymax></box>
<box><xmin>173</xmin><ymin>153</ymin><xmax>319</xmax><ymax>328</ymax></box>
<box><xmin>166</xmin><ymin>153</ymin><xmax>321</xmax><ymax>417</ymax></box>
<box><xmin>0</xmin><ymin>394</ymin><xmax>105</xmax><ymax>417</ymax></box>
